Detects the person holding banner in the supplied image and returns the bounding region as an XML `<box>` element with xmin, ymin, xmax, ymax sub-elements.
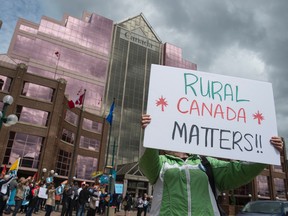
<box><xmin>139</xmin><ymin>114</ymin><xmax>284</xmax><ymax>216</ymax></box>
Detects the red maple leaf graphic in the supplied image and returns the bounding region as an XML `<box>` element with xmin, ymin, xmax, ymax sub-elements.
<box><xmin>156</xmin><ymin>96</ymin><xmax>168</xmax><ymax>112</ymax></box>
<box><xmin>253</xmin><ymin>111</ymin><xmax>264</xmax><ymax>125</ymax></box>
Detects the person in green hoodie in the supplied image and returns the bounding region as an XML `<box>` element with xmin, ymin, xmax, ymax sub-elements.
<box><xmin>139</xmin><ymin>114</ymin><xmax>284</xmax><ymax>216</ymax></box>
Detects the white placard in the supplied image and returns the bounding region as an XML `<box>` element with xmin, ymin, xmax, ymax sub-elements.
<box><xmin>38</xmin><ymin>187</ymin><xmax>48</xmax><ymax>199</ymax></box>
<box><xmin>144</xmin><ymin>64</ymin><xmax>280</xmax><ymax>165</ymax></box>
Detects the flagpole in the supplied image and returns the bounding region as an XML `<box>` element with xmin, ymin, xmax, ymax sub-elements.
<box><xmin>54</xmin><ymin>52</ymin><xmax>60</xmax><ymax>79</ymax></box>
<box><xmin>68</xmin><ymin>89</ymin><xmax>86</xmax><ymax>184</ymax></box>
<box><xmin>105</xmin><ymin>122</ymin><xmax>112</xmax><ymax>168</ymax></box>
<box><xmin>104</xmin><ymin>98</ymin><xmax>115</xmax><ymax>168</ymax></box>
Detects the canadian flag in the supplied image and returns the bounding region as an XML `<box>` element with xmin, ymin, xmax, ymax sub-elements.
<box><xmin>55</xmin><ymin>51</ymin><xmax>60</xmax><ymax>59</ymax></box>
<box><xmin>68</xmin><ymin>88</ymin><xmax>86</xmax><ymax>109</ymax></box>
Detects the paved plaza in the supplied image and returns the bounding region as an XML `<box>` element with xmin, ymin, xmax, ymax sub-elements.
<box><xmin>18</xmin><ymin>209</ymin><xmax>146</xmax><ymax>216</ymax></box>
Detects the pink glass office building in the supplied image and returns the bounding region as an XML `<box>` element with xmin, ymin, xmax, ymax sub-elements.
<box><xmin>7</xmin><ymin>11</ymin><xmax>196</xmax><ymax>169</ymax></box>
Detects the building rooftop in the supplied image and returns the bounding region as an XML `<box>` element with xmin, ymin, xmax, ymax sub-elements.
<box><xmin>0</xmin><ymin>54</ymin><xmax>18</xmax><ymax>70</ymax></box>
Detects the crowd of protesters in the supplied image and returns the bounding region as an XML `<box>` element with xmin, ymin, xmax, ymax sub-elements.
<box><xmin>0</xmin><ymin>171</ymin><xmax>151</xmax><ymax>216</ymax></box>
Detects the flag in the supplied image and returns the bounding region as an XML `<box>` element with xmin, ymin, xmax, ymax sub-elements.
<box><xmin>61</xmin><ymin>180</ymin><xmax>68</xmax><ymax>186</ymax></box>
<box><xmin>99</xmin><ymin>175</ymin><xmax>109</xmax><ymax>184</ymax></box>
<box><xmin>1</xmin><ymin>165</ymin><xmax>7</xmax><ymax>175</ymax></box>
<box><xmin>46</xmin><ymin>176</ymin><xmax>53</xmax><ymax>184</ymax></box>
<box><xmin>111</xmin><ymin>169</ymin><xmax>117</xmax><ymax>179</ymax></box>
<box><xmin>91</xmin><ymin>171</ymin><xmax>103</xmax><ymax>179</ymax></box>
<box><xmin>68</xmin><ymin>88</ymin><xmax>86</xmax><ymax>109</ymax></box>
<box><xmin>55</xmin><ymin>51</ymin><xmax>60</xmax><ymax>59</ymax></box>
<box><xmin>32</xmin><ymin>172</ymin><xmax>38</xmax><ymax>182</ymax></box>
<box><xmin>106</xmin><ymin>101</ymin><xmax>115</xmax><ymax>125</ymax></box>
<box><xmin>56</xmin><ymin>185</ymin><xmax>64</xmax><ymax>195</ymax></box>
<box><xmin>9</xmin><ymin>158</ymin><xmax>20</xmax><ymax>171</ymax></box>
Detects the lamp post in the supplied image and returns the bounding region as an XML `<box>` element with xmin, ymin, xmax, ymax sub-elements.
<box><xmin>0</xmin><ymin>95</ymin><xmax>18</xmax><ymax>129</ymax></box>
<box><xmin>42</xmin><ymin>168</ymin><xmax>58</xmax><ymax>181</ymax></box>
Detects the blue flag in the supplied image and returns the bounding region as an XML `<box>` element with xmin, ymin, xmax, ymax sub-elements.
<box><xmin>56</xmin><ymin>186</ymin><xmax>64</xmax><ymax>195</ymax></box>
<box><xmin>99</xmin><ymin>175</ymin><xmax>109</xmax><ymax>184</ymax></box>
<box><xmin>106</xmin><ymin>101</ymin><xmax>115</xmax><ymax>125</ymax></box>
<box><xmin>46</xmin><ymin>176</ymin><xmax>53</xmax><ymax>183</ymax></box>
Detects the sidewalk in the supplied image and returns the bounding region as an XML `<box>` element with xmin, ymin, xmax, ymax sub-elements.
<box><xmin>34</xmin><ymin>209</ymin><xmax>144</xmax><ymax>216</ymax></box>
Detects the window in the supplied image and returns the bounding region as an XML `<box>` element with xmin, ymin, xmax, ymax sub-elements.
<box><xmin>65</xmin><ymin>109</ymin><xmax>78</xmax><ymax>125</ymax></box>
<box><xmin>76</xmin><ymin>155</ymin><xmax>97</xmax><ymax>179</ymax></box>
<box><xmin>82</xmin><ymin>118</ymin><xmax>102</xmax><ymax>133</ymax></box>
<box><xmin>21</xmin><ymin>82</ymin><xmax>54</xmax><ymax>102</ymax></box>
<box><xmin>3</xmin><ymin>132</ymin><xmax>43</xmax><ymax>169</ymax></box>
<box><xmin>257</xmin><ymin>175</ymin><xmax>270</xmax><ymax>198</ymax></box>
<box><xmin>274</xmin><ymin>178</ymin><xmax>286</xmax><ymax>199</ymax></box>
<box><xmin>56</xmin><ymin>150</ymin><xmax>71</xmax><ymax>176</ymax></box>
<box><xmin>16</xmin><ymin>106</ymin><xmax>49</xmax><ymax>126</ymax></box>
<box><xmin>0</xmin><ymin>75</ymin><xmax>12</xmax><ymax>92</ymax></box>
<box><xmin>80</xmin><ymin>136</ymin><xmax>100</xmax><ymax>151</ymax></box>
<box><xmin>61</xmin><ymin>128</ymin><xmax>75</xmax><ymax>144</ymax></box>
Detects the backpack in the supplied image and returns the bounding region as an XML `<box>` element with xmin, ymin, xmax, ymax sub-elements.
<box><xmin>200</xmin><ymin>156</ymin><xmax>227</xmax><ymax>216</ymax></box>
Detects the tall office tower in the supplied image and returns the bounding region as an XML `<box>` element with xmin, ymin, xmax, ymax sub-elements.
<box><xmin>8</xmin><ymin>12</ymin><xmax>113</xmax><ymax>114</ymax></box>
<box><xmin>6</xmin><ymin>12</ymin><xmax>114</xmax><ymax>180</ymax></box>
<box><xmin>106</xmin><ymin>14</ymin><xmax>197</xmax><ymax>167</ymax></box>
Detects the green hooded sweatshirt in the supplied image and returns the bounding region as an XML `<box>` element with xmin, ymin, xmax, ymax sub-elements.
<box><xmin>139</xmin><ymin>148</ymin><xmax>266</xmax><ymax>216</ymax></box>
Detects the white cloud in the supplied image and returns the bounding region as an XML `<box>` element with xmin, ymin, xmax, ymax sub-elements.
<box><xmin>208</xmin><ymin>44</ymin><xmax>267</xmax><ymax>81</ymax></box>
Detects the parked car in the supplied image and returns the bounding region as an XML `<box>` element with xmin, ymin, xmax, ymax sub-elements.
<box><xmin>236</xmin><ymin>200</ymin><xmax>288</xmax><ymax>216</ymax></box>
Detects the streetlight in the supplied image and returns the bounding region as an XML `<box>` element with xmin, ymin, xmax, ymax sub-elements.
<box><xmin>0</xmin><ymin>95</ymin><xmax>18</xmax><ymax>129</ymax></box>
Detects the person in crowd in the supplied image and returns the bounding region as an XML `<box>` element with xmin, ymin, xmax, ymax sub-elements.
<box><xmin>142</xmin><ymin>193</ymin><xmax>149</xmax><ymax>216</ymax></box>
<box><xmin>34</xmin><ymin>181</ymin><xmax>46</xmax><ymax>213</ymax></box>
<box><xmin>116</xmin><ymin>194</ymin><xmax>122</xmax><ymax>213</ymax></box>
<box><xmin>77</xmin><ymin>184</ymin><xmax>90</xmax><ymax>216</ymax></box>
<box><xmin>4</xmin><ymin>176</ymin><xmax>18</xmax><ymax>214</ymax></box>
<box><xmin>87</xmin><ymin>183</ymin><xmax>100</xmax><ymax>216</ymax></box>
<box><xmin>136</xmin><ymin>194</ymin><xmax>144</xmax><ymax>216</ymax></box>
<box><xmin>87</xmin><ymin>184</ymin><xmax>99</xmax><ymax>216</ymax></box>
<box><xmin>54</xmin><ymin>191</ymin><xmax>61</xmax><ymax>212</ymax></box>
<box><xmin>25</xmin><ymin>182</ymin><xmax>39</xmax><ymax>216</ymax></box>
<box><xmin>19</xmin><ymin>180</ymin><xmax>31</xmax><ymax>214</ymax></box>
<box><xmin>140</xmin><ymin>114</ymin><xmax>284</xmax><ymax>216</ymax></box>
<box><xmin>0</xmin><ymin>174</ymin><xmax>14</xmax><ymax>215</ymax></box>
<box><xmin>45</xmin><ymin>184</ymin><xmax>55</xmax><ymax>216</ymax></box>
<box><xmin>61</xmin><ymin>184</ymin><xmax>73</xmax><ymax>216</ymax></box>
<box><xmin>12</xmin><ymin>176</ymin><xmax>31</xmax><ymax>216</ymax></box>
<box><xmin>71</xmin><ymin>182</ymin><xmax>79</xmax><ymax>213</ymax></box>
<box><xmin>76</xmin><ymin>182</ymin><xmax>85</xmax><ymax>215</ymax></box>
<box><xmin>122</xmin><ymin>193</ymin><xmax>133</xmax><ymax>216</ymax></box>
<box><xmin>98</xmin><ymin>190</ymin><xmax>106</xmax><ymax>215</ymax></box>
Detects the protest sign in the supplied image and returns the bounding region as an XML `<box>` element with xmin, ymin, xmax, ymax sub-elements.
<box><xmin>38</xmin><ymin>187</ymin><xmax>48</xmax><ymax>199</ymax></box>
<box><xmin>115</xmin><ymin>183</ymin><xmax>124</xmax><ymax>194</ymax></box>
<box><xmin>144</xmin><ymin>64</ymin><xmax>280</xmax><ymax>165</ymax></box>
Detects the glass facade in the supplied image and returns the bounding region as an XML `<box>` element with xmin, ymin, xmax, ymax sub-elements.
<box><xmin>56</xmin><ymin>150</ymin><xmax>72</xmax><ymax>176</ymax></box>
<box><xmin>3</xmin><ymin>132</ymin><xmax>43</xmax><ymax>169</ymax></box>
<box><xmin>21</xmin><ymin>82</ymin><xmax>54</xmax><ymax>102</ymax></box>
<box><xmin>16</xmin><ymin>106</ymin><xmax>49</xmax><ymax>127</ymax></box>
<box><xmin>0</xmin><ymin>75</ymin><xmax>12</xmax><ymax>92</ymax></box>
<box><xmin>10</xmin><ymin>13</ymin><xmax>113</xmax><ymax>114</ymax></box>
<box><xmin>257</xmin><ymin>175</ymin><xmax>270</xmax><ymax>197</ymax></box>
<box><xmin>76</xmin><ymin>155</ymin><xmax>97</xmax><ymax>179</ymax></box>
<box><xmin>82</xmin><ymin>118</ymin><xmax>102</xmax><ymax>133</ymax></box>
<box><xmin>107</xmin><ymin>17</ymin><xmax>162</xmax><ymax>165</ymax></box>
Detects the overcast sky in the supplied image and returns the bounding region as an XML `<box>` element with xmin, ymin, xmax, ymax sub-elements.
<box><xmin>1</xmin><ymin>0</ymin><xmax>287</xmax><ymax>143</ymax></box>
